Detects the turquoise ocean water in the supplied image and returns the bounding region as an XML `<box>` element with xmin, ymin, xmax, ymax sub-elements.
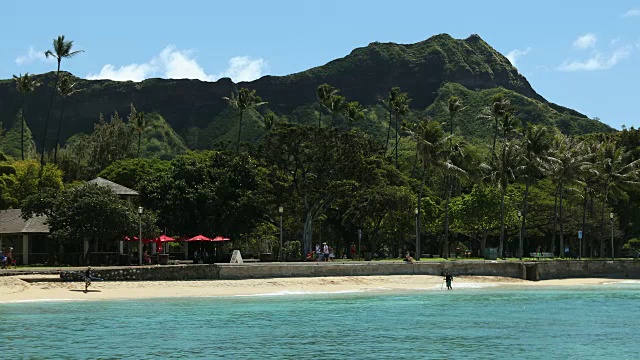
<box><xmin>2</xmin><ymin>283</ymin><xmax>639</xmax><ymax>359</ymax></box>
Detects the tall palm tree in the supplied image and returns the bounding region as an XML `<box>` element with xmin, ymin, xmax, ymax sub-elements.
<box><xmin>392</xmin><ymin>91</ymin><xmax>410</xmax><ymax>169</ymax></box>
<box><xmin>485</xmin><ymin>94</ymin><xmax>510</xmax><ymax>155</ymax></box>
<box><xmin>577</xmin><ymin>141</ymin><xmax>600</xmax><ymax>257</ymax></box>
<box><xmin>482</xmin><ymin>140</ymin><xmax>521</xmax><ymax>258</ymax></box>
<box><xmin>129</xmin><ymin>110</ymin><xmax>152</xmax><ymax>157</ymax></box>
<box><xmin>518</xmin><ymin>124</ymin><xmax>554</xmax><ymax>259</ymax></box>
<box><xmin>223</xmin><ymin>88</ymin><xmax>267</xmax><ymax>153</ymax></box>
<box><xmin>442</xmin><ymin>96</ymin><xmax>464</xmax><ymax>258</ymax></box>
<box><xmin>415</xmin><ymin>118</ymin><xmax>464</xmax><ymax>259</ymax></box>
<box><xmin>12</xmin><ymin>73</ymin><xmax>40</xmax><ymax>160</ymax></box>
<box><xmin>383</xmin><ymin>87</ymin><xmax>400</xmax><ymax>151</ymax></box>
<box><xmin>53</xmin><ymin>75</ymin><xmax>78</xmax><ymax>164</ymax></box>
<box><xmin>316</xmin><ymin>84</ymin><xmax>337</xmax><ymax>128</ymax></box>
<box><xmin>592</xmin><ymin>141</ymin><xmax>640</xmax><ymax>257</ymax></box>
<box><xmin>545</xmin><ymin>135</ymin><xmax>589</xmax><ymax>257</ymax></box>
<box><xmin>41</xmin><ymin>35</ymin><xmax>84</xmax><ymax>166</ymax></box>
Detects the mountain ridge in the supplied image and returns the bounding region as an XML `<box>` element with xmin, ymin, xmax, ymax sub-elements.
<box><xmin>0</xmin><ymin>33</ymin><xmax>608</xmax><ymax>149</ymax></box>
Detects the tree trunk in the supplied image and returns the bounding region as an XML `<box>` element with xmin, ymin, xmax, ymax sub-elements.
<box><xmin>521</xmin><ymin>179</ymin><xmax>530</xmax><ymax>259</ymax></box>
<box><xmin>318</xmin><ymin>108</ymin><xmax>322</xmax><ymax>128</ymax></box>
<box><xmin>599</xmin><ymin>188</ymin><xmax>609</xmax><ymax>258</ymax></box>
<box><xmin>41</xmin><ymin>61</ymin><xmax>61</xmax><ymax>166</ymax></box>
<box><xmin>491</xmin><ymin>118</ymin><xmax>498</xmax><ymax>155</ymax></box>
<box><xmin>581</xmin><ymin>186</ymin><xmax>588</xmax><ymax>258</ymax></box>
<box><xmin>416</xmin><ymin>168</ymin><xmax>427</xmax><ymax>260</ymax></box>
<box><xmin>481</xmin><ymin>227</ymin><xmax>488</xmax><ymax>258</ymax></box>
<box><xmin>551</xmin><ymin>187</ymin><xmax>558</xmax><ymax>255</ymax></box>
<box><xmin>53</xmin><ymin>96</ymin><xmax>66</xmax><ymax>164</ymax></box>
<box><xmin>589</xmin><ymin>193</ymin><xmax>595</xmax><ymax>257</ymax></box>
<box><xmin>137</xmin><ymin>131</ymin><xmax>142</xmax><ymax>157</ymax></box>
<box><xmin>499</xmin><ymin>189</ymin><xmax>505</xmax><ymax>258</ymax></box>
<box><xmin>443</xmin><ymin>176</ymin><xmax>451</xmax><ymax>258</ymax></box>
<box><xmin>559</xmin><ymin>186</ymin><xmax>565</xmax><ymax>258</ymax></box>
<box><xmin>236</xmin><ymin>109</ymin><xmax>244</xmax><ymax>153</ymax></box>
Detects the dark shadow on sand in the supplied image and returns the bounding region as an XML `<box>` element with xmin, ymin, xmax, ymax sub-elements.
<box><xmin>69</xmin><ymin>290</ymin><xmax>103</xmax><ymax>293</ymax></box>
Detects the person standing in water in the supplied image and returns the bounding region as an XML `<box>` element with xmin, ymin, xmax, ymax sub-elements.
<box><xmin>444</xmin><ymin>271</ymin><xmax>453</xmax><ymax>290</ymax></box>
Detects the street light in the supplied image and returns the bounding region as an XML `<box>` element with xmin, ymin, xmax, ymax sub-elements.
<box><xmin>279</xmin><ymin>206</ymin><xmax>284</xmax><ymax>262</ymax></box>
<box><xmin>415</xmin><ymin>208</ymin><xmax>420</xmax><ymax>260</ymax></box>
<box><xmin>517</xmin><ymin>210</ymin><xmax>522</xmax><ymax>260</ymax></box>
<box><xmin>138</xmin><ymin>206</ymin><xmax>143</xmax><ymax>266</ymax></box>
<box><xmin>610</xmin><ymin>212</ymin><xmax>614</xmax><ymax>259</ymax></box>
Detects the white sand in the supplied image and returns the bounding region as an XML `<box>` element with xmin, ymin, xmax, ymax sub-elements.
<box><xmin>0</xmin><ymin>275</ymin><xmax>635</xmax><ymax>303</ymax></box>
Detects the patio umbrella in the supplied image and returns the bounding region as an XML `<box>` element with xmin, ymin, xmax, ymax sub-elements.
<box><xmin>212</xmin><ymin>236</ymin><xmax>231</xmax><ymax>242</ymax></box>
<box><xmin>186</xmin><ymin>235</ymin><xmax>213</xmax><ymax>242</ymax></box>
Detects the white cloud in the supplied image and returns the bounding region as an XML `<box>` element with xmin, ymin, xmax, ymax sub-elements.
<box><xmin>15</xmin><ymin>47</ymin><xmax>54</xmax><ymax>65</ymax></box>
<box><xmin>216</xmin><ymin>56</ymin><xmax>268</xmax><ymax>82</ymax></box>
<box><xmin>622</xmin><ymin>9</ymin><xmax>640</xmax><ymax>18</ymax></box>
<box><xmin>557</xmin><ymin>47</ymin><xmax>631</xmax><ymax>71</ymax></box>
<box><xmin>572</xmin><ymin>34</ymin><xmax>597</xmax><ymax>49</ymax></box>
<box><xmin>505</xmin><ymin>47</ymin><xmax>531</xmax><ymax>67</ymax></box>
<box><xmin>86</xmin><ymin>46</ymin><xmax>267</xmax><ymax>82</ymax></box>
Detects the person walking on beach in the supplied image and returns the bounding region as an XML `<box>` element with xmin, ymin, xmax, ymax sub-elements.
<box><xmin>84</xmin><ymin>266</ymin><xmax>92</xmax><ymax>292</ymax></box>
<box><xmin>444</xmin><ymin>271</ymin><xmax>453</xmax><ymax>290</ymax></box>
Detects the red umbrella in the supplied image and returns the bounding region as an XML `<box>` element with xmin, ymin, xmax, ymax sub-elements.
<box><xmin>212</xmin><ymin>236</ymin><xmax>231</xmax><ymax>242</ymax></box>
<box><xmin>158</xmin><ymin>235</ymin><xmax>176</xmax><ymax>242</ymax></box>
<box><xmin>186</xmin><ymin>234</ymin><xmax>213</xmax><ymax>242</ymax></box>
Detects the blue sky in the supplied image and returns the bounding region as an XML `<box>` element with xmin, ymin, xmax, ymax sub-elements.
<box><xmin>2</xmin><ymin>0</ymin><xmax>639</xmax><ymax>130</ymax></box>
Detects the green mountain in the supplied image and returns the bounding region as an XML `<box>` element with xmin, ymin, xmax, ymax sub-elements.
<box><xmin>0</xmin><ymin>33</ymin><xmax>612</xmax><ymax>151</ymax></box>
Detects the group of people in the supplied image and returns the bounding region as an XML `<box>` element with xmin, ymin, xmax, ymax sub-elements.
<box><xmin>306</xmin><ymin>243</ymin><xmax>334</xmax><ymax>261</ymax></box>
<box><xmin>1</xmin><ymin>247</ymin><xmax>14</xmax><ymax>269</ymax></box>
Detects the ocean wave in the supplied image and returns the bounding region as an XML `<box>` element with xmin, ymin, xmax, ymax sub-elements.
<box><xmin>233</xmin><ymin>289</ymin><xmax>367</xmax><ymax>297</ymax></box>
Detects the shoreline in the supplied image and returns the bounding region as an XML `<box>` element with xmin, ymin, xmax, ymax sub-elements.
<box><xmin>1</xmin><ymin>275</ymin><xmax>637</xmax><ymax>304</ymax></box>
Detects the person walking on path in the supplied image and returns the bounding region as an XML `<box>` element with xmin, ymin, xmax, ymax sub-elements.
<box><xmin>444</xmin><ymin>271</ymin><xmax>453</xmax><ymax>290</ymax></box>
<box><xmin>84</xmin><ymin>266</ymin><xmax>92</xmax><ymax>292</ymax></box>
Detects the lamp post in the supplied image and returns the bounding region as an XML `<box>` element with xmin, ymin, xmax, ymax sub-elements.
<box><xmin>138</xmin><ymin>206</ymin><xmax>143</xmax><ymax>266</ymax></box>
<box><xmin>610</xmin><ymin>212</ymin><xmax>614</xmax><ymax>259</ymax></box>
<box><xmin>517</xmin><ymin>210</ymin><xmax>523</xmax><ymax>260</ymax></box>
<box><xmin>415</xmin><ymin>208</ymin><xmax>420</xmax><ymax>260</ymax></box>
<box><xmin>279</xmin><ymin>206</ymin><xmax>284</xmax><ymax>262</ymax></box>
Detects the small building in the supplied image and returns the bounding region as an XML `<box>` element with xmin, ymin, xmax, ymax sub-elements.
<box><xmin>0</xmin><ymin>209</ymin><xmax>50</xmax><ymax>265</ymax></box>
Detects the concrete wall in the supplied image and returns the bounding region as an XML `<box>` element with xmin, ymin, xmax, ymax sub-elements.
<box><xmin>58</xmin><ymin>260</ymin><xmax>640</xmax><ymax>282</ymax></box>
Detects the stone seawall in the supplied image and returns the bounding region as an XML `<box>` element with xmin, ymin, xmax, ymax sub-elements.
<box><xmin>57</xmin><ymin>260</ymin><xmax>640</xmax><ymax>282</ymax></box>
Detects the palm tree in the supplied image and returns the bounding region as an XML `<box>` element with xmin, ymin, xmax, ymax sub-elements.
<box><xmin>328</xmin><ymin>94</ymin><xmax>346</xmax><ymax>126</ymax></box>
<box><xmin>383</xmin><ymin>87</ymin><xmax>400</xmax><ymax>151</ymax></box>
<box><xmin>482</xmin><ymin>94</ymin><xmax>510</xmax><ymax>155</ymax></box>
<box><xmin>518</xmin><ymin>124</ymin><xmax>553</xmax><ymax>259</ymax></box>
<box><xmin>223</xmin><ymin>88</ymin><xmax>267</xmax><ymax>153</ymax></box>
<box><xmin>442</xmin><ymin>96</ymin><xmax>465</xmax><ymax>258</ymax></box>
<box><xmin>12</xmin><ymin>73</ymin><xmax>40</xmax><ymax>160</ymax></box>
<box><xmin>577</xmin><ymin>141</ymin><xmax>600</xmax><ymax>257</ymax></box>
<box><xmin>482</xmin><ymin>139</ymin><xmax>521</xmax><ymax>258</ymax></box>
<box><xmin>316</xmin><ymin>84</ymin><xmax>337</xmax><ymax>128</ymax></box>
<box><xmin>592</xmin><ymin>141</ymin><xmax>640</xmax><ymax>257</ymax></box>
<box><xmin>41</xmin><ymin>35</ymin><xmax>83</xmax><ymax>166</ymax></box>
<box><xmin>545</xmin><ymin>134</ymin><xmax>589</xmax><ymax>257</ymax></box>
<box><xmin>343</xmin><ymin>101</ymin><xmax>365</xmax><ymax>124</ymax></box>
<box><xmin>53</xmin><ymin>75</ymin><xmax>78</xmax><ymax>164</ymax></box>
<box><xmin>260</xmin><ymin>111</ymin><xmax>277</xmax><ymax>132</ymax></box>
<box><xmin>129</xmin><ymin>108</ymin><xmax>153</xmax><ymax>157</ymax></box>
<box><xmin>392</xmin><ymin>91</ymin><xmax>410</xmax><ymax>169</ymax></box>
<box><xmin>415</xmin><ymin>118</ymin><xmax>464</xmax><ymax>259</ymax></box>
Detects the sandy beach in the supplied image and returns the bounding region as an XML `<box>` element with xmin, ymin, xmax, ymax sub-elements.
<box><xmin>0</xmin><ymin>275</ymin><xmax>635</xmax><ymax>303</ymax></box>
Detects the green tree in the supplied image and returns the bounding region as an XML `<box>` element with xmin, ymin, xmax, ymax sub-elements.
<box><xmin>98</xmin><ymin>157</ymin><xmax>170</xmax><ymax>191</ymax></box>
<box><xmin>316</xmin><ymin>84</ymin><xmax>337</xmax><ymax>128</ymax></box>
<box><xmin>0</xmin><ymin>112</ymin><xmax>37</xmax><ymax>159</ymax></box>
<box><xmin>128</xmin><ymin>105</ymin><xmax>153</xmax><ymax>157</ymax></box>
<box><xmin>518</xmin><ymin>124</ymin><xmax>553</xmax><ymax>259</ymax></box>
<box><xmin>8</xmin><ymin>160</ymin><xmax>63</xmax><ymax>205</ymax></box>
<box><xmin>343</xmin><ymin>101</ymin><xmax>365</xmax><ymax>124</ymax></box>
<box><xmin>12</xmin><ymin>73</ymin><xmax>40</xmax><ymax>160</ymax></box>
<box><xmin>482</xmin><ymin>140</ymin><xmax>521</xmax><ymax>257</ymax></box>
<box><xmin>42</xmin><ymin>35</ymin><xmax>84</xmax><ymax>166</ymax></box>
<box><xmin>0</xmin><ymin>152</ymin><xmax>18</xmax><ymax>209</ymax></box>
<box><xmin>53</xmin><ymin>75</ymin><xmax>78</xmax><ymax>164</ymax></box>
<box><xmin>22</xmin><ymin>183</ymin><xmax>133</xmax><ymax>263</ymax></box>
<box><xmin>223</xmin><ymin>88</ymin><xmax>267</xmax><ymax>153</ymax></box>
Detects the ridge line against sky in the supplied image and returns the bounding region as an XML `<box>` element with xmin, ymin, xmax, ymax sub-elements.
<box><xmin>3</xmin><ymin>0</ymin><xmax>640</xmax><ymax>130</ymax></box>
